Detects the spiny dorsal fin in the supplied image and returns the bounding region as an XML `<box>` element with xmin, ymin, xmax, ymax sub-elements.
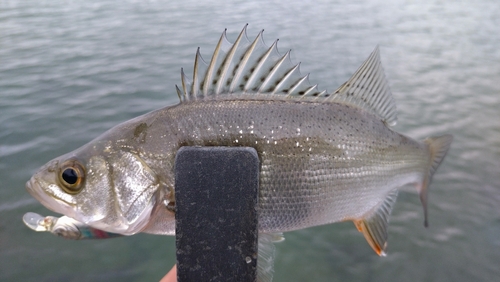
<box><xmin>329</xmin><ymin>46</ymin><xmax>398</xmax><ymax>126</ymax></box>
<box><xmin>176</xmin><ymin>25</ymin><xmax>325</xmax><ymax>100</ymax></box>
<box><xmin>176</xmin><ymin>27</ymin><xmax>397</xmax><ymax>126</ymax></box>
<box><xmin>354</xmin><ymin>189</ymin><xmax>398</xmax><ymax>256</ymax></box>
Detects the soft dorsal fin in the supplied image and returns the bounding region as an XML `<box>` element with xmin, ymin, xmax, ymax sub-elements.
<box><xmin>177</xmin><ymin>25</ymin><xmax>326</xmax><ymax>101</ymax></box>
<box><xmin>329</xmin><ymin>46</ymin><xmax>398</xmax><ymax>126</ymax></box>
<box><xmin>176</xmin><ymin>26</ymin><xmax>398</xmax><ymax>127</ymax></box>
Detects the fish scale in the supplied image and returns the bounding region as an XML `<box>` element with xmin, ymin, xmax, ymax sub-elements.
<box><xmin>24</xmin><ymin>26</ymin><xmax>453</xmax><ymax>281</ymax></box>
<box><xmin>160</xmin><ymin>97</ymin><xmax>427</xmax><ymax>233</ymax></box>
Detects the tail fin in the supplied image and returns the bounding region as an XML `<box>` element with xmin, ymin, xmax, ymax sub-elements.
<box><xmin>420</xmin><ymin>135</ymin><xmax>453</xmax><ymax>227</ymax></box>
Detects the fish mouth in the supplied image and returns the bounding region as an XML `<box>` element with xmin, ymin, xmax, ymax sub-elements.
<box><xmin>25</xmin><ymin>177</ymin><xmax>71</xmax><ymax>216</ymax></box>
<box><xmin>26</xmin><ymin>178</ymin><xmax>50</xmax><ymax>208</ymax></box>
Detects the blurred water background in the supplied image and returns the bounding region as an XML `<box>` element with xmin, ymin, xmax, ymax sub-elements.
<box><xmin>1</xmin><ymin>0</ymin><xmax>499</xmax><ymax>281</ymax></box>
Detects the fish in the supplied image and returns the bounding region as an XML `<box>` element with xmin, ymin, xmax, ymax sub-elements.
<box><xmin>25</xmin><ymin>25</ymin><xmax>452</xmax><ymax>279</ymax></box>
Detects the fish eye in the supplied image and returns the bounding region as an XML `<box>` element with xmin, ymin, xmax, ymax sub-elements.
<box><xmin>58</xmin><ymin>159</ymin><xmax>85</xmax><ymax>194</ymax></box>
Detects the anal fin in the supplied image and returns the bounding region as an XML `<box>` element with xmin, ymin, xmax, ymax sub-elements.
<box><xmin>354</xmin><ymin>190</ymin><xmax>398</xmax><ymax>256</ymax></box>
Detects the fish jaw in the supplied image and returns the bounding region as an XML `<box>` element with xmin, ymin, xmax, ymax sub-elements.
<box><xmin>25</xmin><ymin>159</ymin><xmax>79</xmax><ymax>218</ymax></box>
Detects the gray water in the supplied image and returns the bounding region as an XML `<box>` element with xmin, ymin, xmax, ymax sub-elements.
<box><xmin>1</xmin><ymin>0</ymin><xmax>499</xmax><ymax>281</ymax></box>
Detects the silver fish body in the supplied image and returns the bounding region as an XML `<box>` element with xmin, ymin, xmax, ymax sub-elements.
<box><xmin>142</xmin><ymin>95</ymin><xmax>428</xmax><ymax>233</ymax></box>
<box><xmin>25</xmin><ymin>27</ymin><xmax>452</xmax><ymax>257</ymax></box>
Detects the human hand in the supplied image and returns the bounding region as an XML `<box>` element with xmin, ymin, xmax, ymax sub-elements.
<box><xmin>160</xmin><ymin>265</ymin><xmax>177</xmax><ymax>282</ymax></box>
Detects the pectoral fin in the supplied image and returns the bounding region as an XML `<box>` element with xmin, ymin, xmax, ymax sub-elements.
<box><xmin>257</xmin><ymin>233</ymin><xmax>284</xmax><ymax>282</ymax></box>
<box><xmin>354</xmin><ymin>190</ymin><xmax>398</xmax><ymax>256</ymax></box>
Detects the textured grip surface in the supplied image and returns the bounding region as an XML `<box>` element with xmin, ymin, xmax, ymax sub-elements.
<box><xmin>175</xmin><ymin>146</ymin><xmax>259</xmax><ymax>282</ymax></box>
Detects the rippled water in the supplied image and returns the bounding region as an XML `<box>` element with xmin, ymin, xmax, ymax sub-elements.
<box><xmin>1</xmin><ymin>0</ymin><xmax>499</xmax><ymax>281</ymax></box>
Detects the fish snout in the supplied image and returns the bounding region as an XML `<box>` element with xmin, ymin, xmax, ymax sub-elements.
<box><xmin>25</xmin><ymin>177</ymin><xmax>52</xmax><ymax>209</ymax></box>
<box><xmin>25</xmin><ymin>177</ymin><xmax>40</xmax><ymax>200</ymax></box>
